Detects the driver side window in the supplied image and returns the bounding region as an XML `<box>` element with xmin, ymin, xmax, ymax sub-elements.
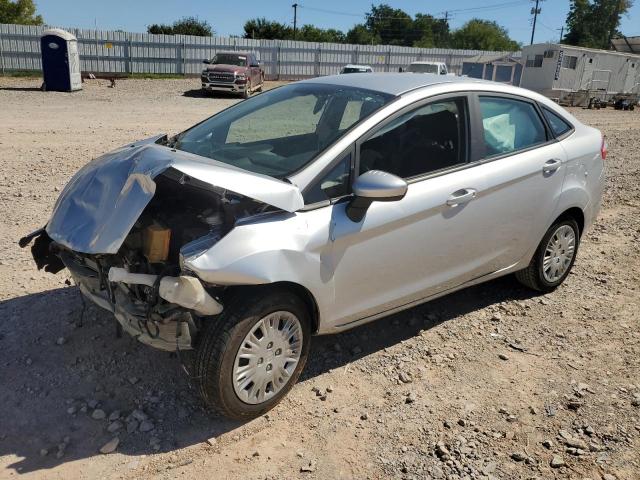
<box><xmin>358</xmin><ymin>97</ymin><xmax>467</xmax><ymax>179</ymax></box>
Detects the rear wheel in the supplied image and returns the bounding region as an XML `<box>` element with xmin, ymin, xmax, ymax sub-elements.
<box><xmin>515</xmin><ymin>218</ymin><xmax>580</xmax><ymax>292</ymax></box>
<box><xmin>195</xmin><ymin>288</ymin><xmax>311</xmax><ymax>420</ymax></box>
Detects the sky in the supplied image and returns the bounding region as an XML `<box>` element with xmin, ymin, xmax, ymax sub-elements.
<box><xmin>35</xmin><ymin>0</ymin><xmax>640</xmax><ymax>45</ymax></box>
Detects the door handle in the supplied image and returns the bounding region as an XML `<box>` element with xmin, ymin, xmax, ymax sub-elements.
<box><xmin>446</xmin><ymin>188</ymin><xmax>477</xmax><ymax>206</ymax></box>
<box><xmin>543</xmin><ymin>159</ymin><xmax>562</xmax><ymax>174</ymax></box>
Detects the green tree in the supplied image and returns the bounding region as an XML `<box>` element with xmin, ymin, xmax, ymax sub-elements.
<box><xmin>147</xmin><ymin>16</ymin><xmax>213</xmax><ymax>36</ymax></box>
<box><xmin>356</xmin><ymin>5</ymin><xmax>451</xmax><ymax>47</ymax></box>
<box><xmin>411</xmin><ymin>14</ymin><xmax>450</xmax><ymax>48</ymax></box>
<box><xmin>590</xmin><ymin>0</ymin><xmax>633</xmax><ymax>48</ymax></box>
<box><xmin>563</xmin><ymin>0</ymin><xmax>596</xmax><ymax>47</ymax></box>
<box><xmin>243</xmin><ymin>18</ymin><xmax>292</xmax><ymax>39</ymax></box>
<box><xmin>365</xmin><ymin>4</ymin><xmax>413</xmax><ymax>46</ymax></box>
<box><xmin>563</xmin><ymin>0</ymin><xmax>633</xmax><ymax>49</ymax></box>
<box><xmin>147</xmin><ymin>23</ymin><xmax>173</xmax><ymax>35</ymax></box>
<box><xmin>345</xmin><ymin>24</ymin><xmax>379</xmax><ymax>45</ymax></box>
<box><xmin>451</xmin><ymin>19</ymin><xmax>520</xmax><ymax>50</ymax></box>
<box><xmin>297</xmin><ymin>25</ymin><xmax>345</xmax><ymax>43</ymax></box>
<box><xmin>0</xmin><ymin>0</ymin><xmax>43</xmax><ymax>25</ymax></box>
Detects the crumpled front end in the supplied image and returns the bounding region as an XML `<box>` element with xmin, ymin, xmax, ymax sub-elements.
<box><xmin>21</xmin><ymin>136</ymin><xmax>303</xmax><ymax>351</ymax></box>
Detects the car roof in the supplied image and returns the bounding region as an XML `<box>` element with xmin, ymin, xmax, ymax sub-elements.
<box><xmin>298</xmin><ymin>72</ymin><xmax>487</xmax><ymax>96</ymax></box>
<box><xmin>216</xmin><ymin>51</ymin><xmax>253</xmax><ymax>56</ymax></box>
<box><xmin>343</xmin><ymin>64</ymin><xmax>372</xmax><ymax>69</ymax></box>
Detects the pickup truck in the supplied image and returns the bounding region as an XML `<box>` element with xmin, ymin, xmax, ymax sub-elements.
<box><xmin>407</xmin><ymin>61</ymin><xmax>449</xmax><ymax>75</ymax></box>
<box><xmin>201</xmin><ymin>51</ymin><xmax>264</xmax><ymax>98</ymax></box>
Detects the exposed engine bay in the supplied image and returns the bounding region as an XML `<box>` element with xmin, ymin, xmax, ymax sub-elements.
<box><xmin>21</xmin><ymin>167</ymin><xmax>272</xmax><ymax>351</ymax></box>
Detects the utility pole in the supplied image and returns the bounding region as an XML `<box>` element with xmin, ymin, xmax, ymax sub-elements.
<box><xmin>530</xmin><ymin>0</ymin><xmax>542</xmax><ymax>45</ymax></box>
<box><xmin>558</xmin><ymin>26</ymin><xmax>564</xmax><ymax>43</ymax></box>
<box><xmin>292</xmin><ymin>3</ymin><xmax>298</xmax><ymax>40</ymax></box>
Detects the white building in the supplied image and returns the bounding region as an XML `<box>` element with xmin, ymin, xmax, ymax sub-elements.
<box><xmin>520</xmin><ymin>43</ymin><xmax>640</xmax><ymax>105</ymax></box>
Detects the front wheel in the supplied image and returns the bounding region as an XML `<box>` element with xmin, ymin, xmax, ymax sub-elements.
<box><xmin>515</xmin><ymin>218</ymin><xmax>580</xmax><ymax>292</ymax></box>
<box><xmin>242</xmin><ymin>81</ymin><xmax>251</xmax><ymax>99</ymax></box>
<box><xmin>195</xmin><ymin>288</ymin><xmax>311</xmax><ymax>420</ymax></box>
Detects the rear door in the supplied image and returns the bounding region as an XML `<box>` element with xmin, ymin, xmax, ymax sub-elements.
<box><xmin>464</xmin><ymin>94</ymin><xmax>568</xmax><ymax>270</ymax></box>
<box><xmin>249</xmin><ymin>54</ymin><xmax>260</xmax><ymax>86</ymax></box>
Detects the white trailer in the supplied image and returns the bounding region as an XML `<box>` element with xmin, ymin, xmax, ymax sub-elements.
<box><xmin>520</xmin><ymin>43</ymin><xmax>640</xmax><ymax>106</ymax></box>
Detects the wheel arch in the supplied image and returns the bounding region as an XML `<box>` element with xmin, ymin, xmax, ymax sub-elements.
<box><xmin>219</xmin><ymin>281</ymin><xmax>321</xmax><ymax>334</ymax></box>
<box><xmin>553</xmin><ymin>207</ymin><xmax>585</xmax><ymax>237</ymax></box>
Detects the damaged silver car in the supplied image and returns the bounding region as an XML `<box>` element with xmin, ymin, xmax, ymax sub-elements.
<box><xmin>21</xmin><ymin>74</ymin><xmax>605</xmax><ymax>419</ymax></box>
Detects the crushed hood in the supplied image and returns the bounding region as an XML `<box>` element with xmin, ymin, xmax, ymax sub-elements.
<box><xmin>46</xmin><ymin>135</ymin><xmax>303</xmax><ymax>254</ymax></box>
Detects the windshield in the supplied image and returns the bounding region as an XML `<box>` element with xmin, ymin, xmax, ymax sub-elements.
<box><xmin>173</xmin><ymin>83</ymin><xmax>394</xmax><ymax>178</ymax></box>
<box><xmin>409</xmin><ymin>63</ymin><xmax>439</xmax><ymax>74</ymax></box>
<box><xmin>211</xmin><ymin>53</ymin><xmax>247</xmax><ymax>66</ymax></box>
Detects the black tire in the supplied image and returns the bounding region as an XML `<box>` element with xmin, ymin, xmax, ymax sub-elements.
<box><xmin>515</xmin><ymin>218</ymin><xmax>580</xmax><ymax>293</ymax></box>
<box><xmin>257</xmin><ymin>76</ymin><xmax>264</xmax><ymax>92</ymax></box>
<box><xmin>242</xmin><ymin>81</ymin><xmax>251</xmax><ymax>99</ymax></box>
<box><xmin>195</xmin><ymin>287</ymin><xmax>311</xmax><ymax>420</ymax></box>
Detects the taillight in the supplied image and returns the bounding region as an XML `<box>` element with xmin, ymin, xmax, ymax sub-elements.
<box><xmin>601</xmin><ymin>136</ymin><xmax>607</xmax><ymax>160</ymax></box>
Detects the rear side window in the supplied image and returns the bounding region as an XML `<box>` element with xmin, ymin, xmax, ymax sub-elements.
<box><xmin>479</xmin><ymin>97</ymin><xmax>547</xmax><ymax>157</ymax></box>
<box><xmin>542</xmin><ymin>107</ymin><xmax>573</xmax><ymax>137</ymax></box>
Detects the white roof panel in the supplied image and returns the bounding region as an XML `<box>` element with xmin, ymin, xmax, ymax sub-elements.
<box><xmin>42</xmin><ymin>28</ymin><xmax>77</xmax><ymax>41</ymax></box>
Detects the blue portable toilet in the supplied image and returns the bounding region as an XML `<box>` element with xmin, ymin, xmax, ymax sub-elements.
<box><xmin>40</xmin><ymin>29</ymin><xmax>82</xmax><ymax>92</ymax></box>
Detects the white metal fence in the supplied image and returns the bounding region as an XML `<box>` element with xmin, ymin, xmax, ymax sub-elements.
<box><xmin>0</xmin><ymin>23</ymin><xmax>519</xmax><ymax>79</ymax></box>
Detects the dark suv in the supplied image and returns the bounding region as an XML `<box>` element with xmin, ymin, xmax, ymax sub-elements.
<box><xmin>201</xmin><ymin>52</ymin><xmax>264</xmax><ymax>98</ymax></box>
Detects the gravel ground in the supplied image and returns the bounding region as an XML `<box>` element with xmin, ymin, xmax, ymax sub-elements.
<box><xmin>0</xmin><ymin>77</ymin><xmax>639</xmax><ymax>480</ymax></box>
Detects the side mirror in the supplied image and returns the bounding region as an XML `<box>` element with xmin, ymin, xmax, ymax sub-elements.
<box><xmin>346</xmin><ymin>170</ymin><xmax>408</xmax><ymax>222</ymax></box>
<box><xmin>202</xmin><ymin>59</ymin><xmax>211</xmax><ymax>64</ymax></box>
<box><xmin>250</xmin><ymin>62</ymin><xmax>260</xmax><ymax>67</ymax></box>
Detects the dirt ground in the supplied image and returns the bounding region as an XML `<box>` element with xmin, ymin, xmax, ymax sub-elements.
<box><xmin>0</xmin><ymin>77</ymin><xmax>639</xmax><ymax>480</ymax></box>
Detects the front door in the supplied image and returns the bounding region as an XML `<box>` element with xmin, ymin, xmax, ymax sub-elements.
<box><xmin>325</xmin><ymin>95</ymin><xmax>497</xmax><ymax>327</ymax></box>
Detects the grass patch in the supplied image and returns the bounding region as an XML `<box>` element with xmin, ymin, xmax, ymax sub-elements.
<box><xmin>126</xmin><ymin>73</ymin><xmax>187</xmax><ymax>80</ymax></box>
<box><xmin>0</xmin><ymin>70</ymin><xmax>42</xmax><ymax>78</ymax></box>
<box><xmin>0</xmin><ymin>71</ymin><xmax>195</xmax><ymax>80</ymax></box>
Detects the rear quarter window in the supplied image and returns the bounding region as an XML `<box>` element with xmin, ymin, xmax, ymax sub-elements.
<box><xmin>542</xmin><ymin>107</ymin><xmax>573</xmax><ymax>137</ymax></box>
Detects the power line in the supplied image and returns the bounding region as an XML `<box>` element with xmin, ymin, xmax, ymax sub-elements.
<box><xmin>442</xmin><ymin>0</ymin><xmax>530</xmax><ymax>14</ymax></box>
<box><xmin>297</xmin><ymin>1</ymin><xmax>530</xmax><ymax>22</ymax></box>
<box><xmin>296</xmin><ymin>6</ymin><xmax>362</xmax><ymax>18</ymax></box>
<box><xmin>536</xmin><ymin>19</ymin><xmax>558</xmax><ymax>33</ymax></box>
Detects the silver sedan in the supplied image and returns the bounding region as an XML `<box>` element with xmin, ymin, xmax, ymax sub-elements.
<box><xmin>22</xmin><ymin>73</ymin><xmax>606</xmax><ymax>419</ymax></box>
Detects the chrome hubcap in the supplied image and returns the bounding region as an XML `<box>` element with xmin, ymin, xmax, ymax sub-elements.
<box><xmin>543</xmin><ymin>225</ymin><xmax>576</xmax><ymax>283</ymax></box>
<box><xmin>233</xmin><ymin>311</ymin><xmax>303</xmax><ymax>405</ymax></box>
